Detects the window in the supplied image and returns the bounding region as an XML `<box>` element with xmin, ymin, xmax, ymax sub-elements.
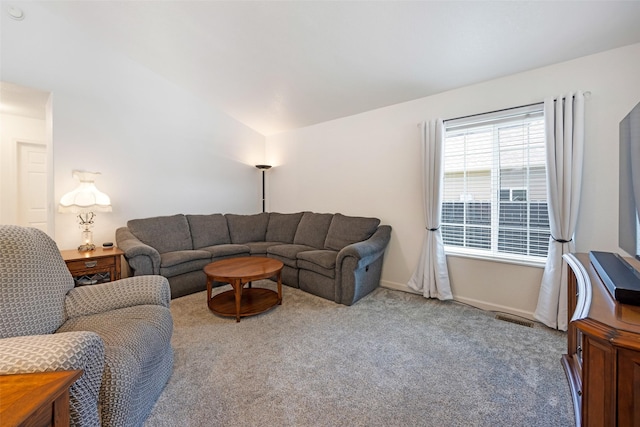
<box><xmin>441</xmin><ymin>104</ymin><xmax>550</xmax><ymax>263</ymax></box>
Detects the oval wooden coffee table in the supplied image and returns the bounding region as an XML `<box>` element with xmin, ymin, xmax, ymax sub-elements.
<box><xmin>204</xmin><ymin>257</ymin><xmax>284</xmax><ymax>322</ymax></box>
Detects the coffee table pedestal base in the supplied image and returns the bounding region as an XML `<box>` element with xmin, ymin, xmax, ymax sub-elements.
<box><xmin>208</xmin><ymin>287</ymin><xmax>281</xmax><ymax>321</ymax></box>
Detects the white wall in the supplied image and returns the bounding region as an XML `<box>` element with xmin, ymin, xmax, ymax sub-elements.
<box><xmin>1</xmin><ymin>3</ymin><xmax>266</xmax><ymax>249</ymax></box>
<box><xmin>266</xmin><ymin>43</ymin><xmax>640</xmax><ymax>319</ymax></box>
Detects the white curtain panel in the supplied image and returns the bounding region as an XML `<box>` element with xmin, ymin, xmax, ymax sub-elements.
<box><xmin>408</xmin><ymin>120</ymin><xmax>453</xmax><ymax>300</ymax></box>
<box><xmin>534</xmin><ymin>91</ymin><xmax>585</xmax><ymax>331</ymax></box>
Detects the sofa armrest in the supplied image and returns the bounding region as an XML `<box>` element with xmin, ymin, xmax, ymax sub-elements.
<box><xmin>0</xmin><ymin>332</ymin><xmax>105</xmax><ymax>426</ymax></box>
<box><xmin>335</xmin><ymin>225</ymin><xmax>391</xmax><ymax>305</ymax></box>
<box><xmin>116</xmin><ymin>226</ymin><xmax>161</xmax><ymax>275</ymax></box>
<box><xmin>65</xmin><ymin>275</ymin><xmax>171</xmax><ymax>319</ymax></box>
<box><xmin>337</xmin><ymin>225</ymin><xmax>392</xmax><ymax>268</ymax></box>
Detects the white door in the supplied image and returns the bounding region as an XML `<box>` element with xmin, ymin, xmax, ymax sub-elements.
<box><xmin>17</xmin><ymin>142</ymin><xmax>48</xmax><ymax>232</ymax></box>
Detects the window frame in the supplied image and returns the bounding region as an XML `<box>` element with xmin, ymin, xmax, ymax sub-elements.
<box><xmin>441</xmin><ymin>103</ymin><xmax>549</xmax><ymax>267</ymax></box>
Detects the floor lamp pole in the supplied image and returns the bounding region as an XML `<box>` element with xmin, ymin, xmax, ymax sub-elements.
<box><xmin>261</xmin><ymin>169</ymin><xmax>266</xmax><ymax>212</ymax></box>
<box><xmin>255</xmin><ymin>164</ymin><xmax>272</xmax><ymax>213</ymax></box>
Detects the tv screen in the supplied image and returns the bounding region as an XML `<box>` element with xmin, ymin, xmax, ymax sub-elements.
<box><xmin>619</xmin><ymin>101</ymin><xmax>640</xmax><ymax>260</ymax></box>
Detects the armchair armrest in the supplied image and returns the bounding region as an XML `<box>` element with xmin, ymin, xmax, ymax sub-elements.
<box><xmin>65</xmin><ymin>275</ymin><xmax>171</xmax><ymax>319</ymax></box>
<box><xmin>337</xmin><ymin>225</ymin><xmax>392</xmax><ymax>268</ymax></box>
<box><xmin>0</xmin><ymin>332</ymin><xmax>104</xmax><ymax>426</ymax></box>
<box><xmin>116</xmin><ymin>227</ymin><xmax>161</xmax><ymax>275</ymax></box>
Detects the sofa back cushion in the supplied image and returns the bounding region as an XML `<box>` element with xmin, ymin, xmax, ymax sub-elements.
<box><xmin>293</xmin><ymin>212</ymin><xmax>334</xmax><ymax>248</ymax></box>
<box><xmin>324</xmin><ymin>213</ymin><xmax>380</xmax><ymax>251</ymax></box>
<box><xmin>0</xmin><ymin>225</ymin><xmax>74</xmax><ymax>337</ymax></box>
<box><xmin>265</xmin><ymin>212</ymin><xmax>304</xmax><ymax>243</ymax></box>
<box><xmin>226</xmin><ymin>213</ymin><xmax>269</xmax><ymax>243</ymax></box>
<box><xmin>127</xmin><ymin>214</ymin><xmax>193</xmax><ymax>254</ymax></box>
<box><xmin>186</xmin><ymin>214</ymin><xmax>231</xmax><ymax>248</ymax></box>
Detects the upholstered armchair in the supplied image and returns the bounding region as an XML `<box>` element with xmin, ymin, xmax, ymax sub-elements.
<box><xmin>0</xmin><ymin>225</ymin><xmax>173</xmax><ymax>426</ymax></box>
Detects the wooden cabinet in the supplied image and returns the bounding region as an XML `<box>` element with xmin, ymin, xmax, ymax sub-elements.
<box><xmin>61</xmin><ymin>247</ymin><xmax>124</xmax><ymax>286</ymax></box>
<box><xmin>0</xmin><ymin>370</ymin><xmax>83</xmax><ymax>426</ymax></box>
<box><xmin>564</xmin><ymin>253</ymin><xmax>640</xmax><ymax>426</ymax></box>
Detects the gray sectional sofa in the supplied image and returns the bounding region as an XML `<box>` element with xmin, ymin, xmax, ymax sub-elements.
<box><xmin>115</xmin><ymin>212</ymin><xmax>391</xmax><ymax>305</ymax></box>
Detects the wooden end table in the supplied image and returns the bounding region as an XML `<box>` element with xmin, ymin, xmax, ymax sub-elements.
<box><xmin>61</xmin><ymin>247</ymin><xmax>124</xmax><ymax>286</ymax></box>
<box><xmin>204</xmin><ymin>257</ymin><xmax>284</xmax><ymax>322</ymax></box>
<box><xmin>0</xmin><ymin>370</ymin><xmax>83</xmax><ymax>427</ymax></box>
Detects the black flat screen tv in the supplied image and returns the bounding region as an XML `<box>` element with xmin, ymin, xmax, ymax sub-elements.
<box><xmin>590</xmin><ymin>101</ymin><xmax>640</xmax><ymax>306</ymax></box>
<box><xmin>619</xmin><ymin>101</ymin><xmax>640</xmax><ymax>260</ymax></box>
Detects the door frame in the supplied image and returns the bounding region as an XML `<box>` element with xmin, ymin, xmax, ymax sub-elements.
<box><xmin>16</xmin><ymin>140</ymin><xmax>48</xmax><ymax>231</ymax></box>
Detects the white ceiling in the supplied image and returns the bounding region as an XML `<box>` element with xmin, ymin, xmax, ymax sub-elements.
<box><xmin>25</xmin><ymin>1</ymin><xmax>640</xmax><ymax>135</ymax></box>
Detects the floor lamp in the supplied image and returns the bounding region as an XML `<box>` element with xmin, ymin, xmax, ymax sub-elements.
<box><xmin>255</xmin><ymin>164</ymin><xmax>272</xmax><ymax>212</ymax></box>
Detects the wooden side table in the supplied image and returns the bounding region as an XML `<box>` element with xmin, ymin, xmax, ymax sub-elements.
<box><xmin>0</xmin><ymin>370</ymin><xmax>83</xmax><ymax>427</ymax></box>
<box><xmin>61</xmin><ymin>247</ymin><xmax>124</xmax><ymax>286</ymax></box>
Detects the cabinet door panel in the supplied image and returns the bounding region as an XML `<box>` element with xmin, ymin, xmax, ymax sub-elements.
<box><xmin>583</xmin><ymin>336</ymin><xmax>615</xmax><ymax>426</ymax></box>
<box><xmin>618</xmin><ymin>348</ymin><xmax>640</xmax><ymax>426</ymax></box>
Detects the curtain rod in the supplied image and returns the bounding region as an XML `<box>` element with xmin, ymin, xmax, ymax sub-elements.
<box><xmin>417</xmin><ymin>91</ymin><xmax>591</xmax><ymax>127</ymax></box>
<box><xmin>443</xmin><ymin>101</ymin><xmax>542</xmax><ymax>123</ymax></box>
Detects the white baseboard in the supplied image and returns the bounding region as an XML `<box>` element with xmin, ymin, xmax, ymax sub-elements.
<box><xmin>380</xmin><ymin>279</ymin><xmax>421</xmax><ymax>294</ymax></box>
<box><xmin>450</xmin><ymin>296</ymin><xmax>536</xmax><ymax>321</ymax></box>
<box><xmin>380</xmin><ymin>280</ymin><xmax>536</xmax><ymax>321</ymax></box>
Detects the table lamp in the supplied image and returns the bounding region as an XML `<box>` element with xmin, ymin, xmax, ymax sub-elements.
<box><xmin>58</xmin><ymin>171</ymin><xmax>112</xmax><ymax>251</ymax></box>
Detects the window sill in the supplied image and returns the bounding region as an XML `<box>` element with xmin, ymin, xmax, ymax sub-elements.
<box><xmin>444</xmin><ymin>247</ymin><xmax>547</xmax><ymax>268</ymax></box>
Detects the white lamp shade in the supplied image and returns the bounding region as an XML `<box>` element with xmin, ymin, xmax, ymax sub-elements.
<box><xmin>58</xmin><ymin>171</ymin><xmax>112</xmax><ymax>213</ymax></box>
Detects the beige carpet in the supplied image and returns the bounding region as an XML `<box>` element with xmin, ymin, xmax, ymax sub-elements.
<box><xmin>144</xmin><ymin>281</ymin><xmax>574</xmax><ymax>427</ymax></box>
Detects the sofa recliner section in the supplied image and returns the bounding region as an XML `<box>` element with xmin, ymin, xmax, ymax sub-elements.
<box><xmin>116</xmin><ymin>211</ymin><xmax>391</xmax><ymax>305</ymax></box>
<box><xmin>0</xmin><ymin>225</ymin><xmax>173</xmax><ymax>427</ymax></box>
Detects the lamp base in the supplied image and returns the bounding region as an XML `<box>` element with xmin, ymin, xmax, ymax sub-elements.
<box><xmin>78</xmin><ymin>243</ymin><xmax>96</xmax><ymax>252</ymax></box>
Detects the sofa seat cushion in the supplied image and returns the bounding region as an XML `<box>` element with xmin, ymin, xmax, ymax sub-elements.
<box><xmin>324</xmin><ymin>213</ymin><xmax>381</xmax><ymax>251</ymax></box>
<box><xmin>186</xmin><ymin>214</ymin><xmax>231</xmax><ymax>248</ymax></box>
<box><xmin>265</xmin><ymin>212</ymin><xmax>304</xmax><ymax>243</ymax></box>
<box><xmin>267</xmin><ymin>244</ymin><xmax>316</xmax><ymax>268</ymax></box>
<box><xmin>57</xmin><ymin>304</ymin><xmax>173</xmax><ymax>426</ymax></box>
<box><xmin>127</xmin><ymin>214</ymin><xmax>192</xmax><ymax>253</ymax></box>
<box><xmin>200</xmin><ymin>244</ymin><xmax>250</xmax><ymax>259</ymax></box>
<box><xmin>293</xmin><ymin>212</ymin><xmax>334</xmax><ymax>248</ymax></box>
<box><xmin>58</xmin><ymin>305</ymin><xmax>172</xmax><ymax>363</ymax></box>
<box><xmin>226</xmin><ymin>213</ymin><xmax>269</xmax><ymax>244</ymax></box>
<box><xmin>159</xmin><ymin>250</ymin><xmax>211</xmax><ymax>277</ymax></box>
<box><xmin>297</xmin><ymin>250</ymin><xmax>338</xmax><ymax>279</ymax></box>
<box><xmin>246</xmin><ymin>241</ymin><xmax>284</xmax><ymax>255</ymax></box>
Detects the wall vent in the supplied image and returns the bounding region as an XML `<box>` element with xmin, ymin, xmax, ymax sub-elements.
<box><xmin>495</xmin><ymin>314</ymin><xmax>534</xmax><ymax>328</ymax></box>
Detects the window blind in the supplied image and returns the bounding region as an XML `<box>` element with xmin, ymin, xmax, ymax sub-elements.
<box><xmin>441</xmin><ymin>103</ymin><xmax>549</xmax><ymax>263</ymax></box>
